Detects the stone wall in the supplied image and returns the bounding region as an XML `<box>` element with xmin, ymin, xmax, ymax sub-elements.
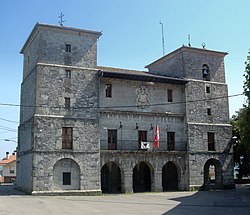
<box><xmin>99</xmin><ymin>78</ymin><xmax>186</xmax><ymax>114</ymax></box>
<box><xmin>35</xmin><ymin>65</ymin><xmax>99</xmax><ymax>118</ymax></box>
<box><xmin>147</xmin><ymin>47</ymin><xmax>226</xmax><ymax>83</ymax></box>
<box><xmin>185</xmin><ymin>80</ymin><xmax>230</xmax><ymax>124</ymax></box>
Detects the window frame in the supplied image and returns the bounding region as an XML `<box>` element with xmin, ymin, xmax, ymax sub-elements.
<box><xmin>62</xmin><ymin>127</ymin><xmax>73</xmax><ymax>149</ymax></box>
<box><xmin>105</xmin><ymin>84</ymin><xmax>112</xmax><ymax>98</ymax></box>
<box><xmin>202</xmin><ymin>64</ymin><xmax>210</xmax><ymax>80</ymax></box>
<box><xmin>62</xmin><ymin>172</ymin><xmax>71</xmax><ymax>185</ymax></box>
<box><xmin>207</xmin><ymin>108</ymin><xmax>211</xmax><ymax>116</ymax></box>
<box><xmin>138</xmin><ymin>130</ymin><xmax>147</xmax><ymax>149</ymax></box>
<box><xmin>108</xmin><ymin>129</ymin><xmax>117</xmax><ymax>150</ymax></box>
<box><xmin>65</xmin><ymin>44</ymin><xmax>71</xmax><ymax>53</ymax></box>
<box><xmin>64</xmin><ymin>97</ymin><xmax>70</xmax><ymax>109</ymax></box>
<box><xmin>167</xmin><ymin>132</ymin><xmax>175</xmax><ymax>151</ymax></box>
<box><xmin>208</xmin><ymin>132</ymin><xmax>215</xmax><ymax>151</ymax></box>
<box><xmin>206</xmin><ymin>86</ymin><xmax>210</xmax><ymax>93</ymax></box>
<box><xmin>66</xmin><ymin>70</ymin><xmax>71</xmax><ymax>78</ymax></box>
<box><xmin>167</xmin><ymin>89</ymin><xmax>173</xmax><ymax>102</ymax></box>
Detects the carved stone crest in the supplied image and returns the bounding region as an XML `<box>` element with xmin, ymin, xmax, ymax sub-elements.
<box><xmin>136</xmin><ymin>86</ymin><xmax>150</xmax><ymax>108</ymax></box>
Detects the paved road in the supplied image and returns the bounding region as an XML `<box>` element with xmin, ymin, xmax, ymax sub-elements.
<box><xmin>0</xmin><ymin>184</ymin><xmax>249</xmax><ymax>215</ymax></box>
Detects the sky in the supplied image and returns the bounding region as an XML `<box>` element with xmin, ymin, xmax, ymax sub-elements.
<box><xmin>0</xmin><ymin>0</ymin><xmax>249</xmax><ymax>159</ymax></box>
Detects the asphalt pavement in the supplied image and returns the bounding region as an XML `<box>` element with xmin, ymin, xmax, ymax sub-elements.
<box><xmin>0</xmin><ymin>184</ymin><xmax>249</xmax><ymax>215</ymax></box>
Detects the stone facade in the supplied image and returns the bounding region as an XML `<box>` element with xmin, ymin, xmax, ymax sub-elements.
<box><xmin>17</xmin><ymin>23</ymin><xmax>234</xmax><ymax>195</ymax></box>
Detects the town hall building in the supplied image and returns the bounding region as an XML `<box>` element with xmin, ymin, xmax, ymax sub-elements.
<box><xmin>17</xmin><ymin>23</ymin><xmax>234</xmax><ymax>195</ymax></box>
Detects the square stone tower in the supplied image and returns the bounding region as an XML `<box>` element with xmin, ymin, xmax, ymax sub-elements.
<box><xmin>17</xmin><ymin>23</ymin><xmax>102</xmax><ymax>194</ymax></box>
<box><xmin>146</xmin><ymin>46</ymin><xmax>234</xmax><ymax>189</ymax></box>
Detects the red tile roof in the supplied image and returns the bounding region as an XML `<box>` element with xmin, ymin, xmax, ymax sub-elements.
<box><xmin>0</xmin><ymin>155</ymin><xmax>16</xmax><ymax>165</ymax></box>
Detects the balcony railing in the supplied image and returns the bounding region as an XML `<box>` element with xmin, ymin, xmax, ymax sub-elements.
<box><xmin>100</xmin><ymin>140</ymin><xmax>187</xmax><ymax>151</ymax></box>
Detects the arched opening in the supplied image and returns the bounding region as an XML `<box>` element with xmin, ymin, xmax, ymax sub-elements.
<box><xmin>133</xmin><ymin>162</ymin><xmax>151</xmax><ymax>192</ymax></box>
<box><xmin>53</xmin><ymin>158</ymin><xmax>80</xmax><ymax>190</ymax></box>
<box><xmin>202</xmin><ymin>64</ymin><xmax>210</xmax><ymax>80</ymax></box>
<box><xmin>101</xmin><ymin>162</ymin><xmax>121</xmax><ymax>193</ymax></box>
<box><xmin>162</xmin><ymin>162</ymin><xmax>178</xmax><ymax>191</ymax></box>
<box><xmin>204</xmin><ymin>159</ymin><xmax>222</xmax><ymax>188</ymax></box>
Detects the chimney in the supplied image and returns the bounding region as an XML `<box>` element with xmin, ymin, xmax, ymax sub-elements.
<box><xmin>6</xmin><ymin>152</ymin><xmax>9</xmax><ymax>159</ymax></box>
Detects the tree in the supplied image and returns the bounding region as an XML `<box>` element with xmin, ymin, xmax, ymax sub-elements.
<box><xmin>243</xmin><ymin>49</ymin><xmax>250</xmax><ymax>107</ymax></box>
<box><xmin>231</xmin><ymin>109</ymin><xmax>250</xmax><ymax>179</ymax></box>
<box><xmin>242</xmin><ymin>50</ymin><xmax>250</xmax><ymax>156</ymax></box>
<box><xmin>232</xmin><ymin>50</ymin><xmax>250</xmax><ymax>179</ymax></box>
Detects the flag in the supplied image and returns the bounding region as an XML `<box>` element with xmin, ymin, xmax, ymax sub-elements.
<box><xmin>141</xmin><ymin>142</ymin><xmax>150</xmax><ymax>149</ymax></box>
<box><xmin>153</xmin><ymin>124</ymin><xmax>160</xmax><ymax>148</ymax></box>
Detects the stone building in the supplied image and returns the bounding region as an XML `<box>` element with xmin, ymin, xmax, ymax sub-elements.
<box><xmin>17</xmin><ymin>23</ymin><xmax>234</xmax><ymax>195</ymax></box>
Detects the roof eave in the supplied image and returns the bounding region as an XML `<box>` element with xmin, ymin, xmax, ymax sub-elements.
<box><xmin>20</xmin><ymin>23</ymin><xmax>102</xmax><ymax>54</ymax></box>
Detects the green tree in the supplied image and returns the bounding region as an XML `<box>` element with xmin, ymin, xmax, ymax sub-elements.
<box><xmin>232</xmin><ymin>109</ymin><xmax>250</xmax><ymax>179</ymax></box>
<box><xmin>232</xmin><ymin>50</ymin><xmax>250</xmax><ymax>179</ymax></box>
<box><xmin>243</xmin><ymin>49</ymin><xmax>250</xmax><ymax>107</ymax></box>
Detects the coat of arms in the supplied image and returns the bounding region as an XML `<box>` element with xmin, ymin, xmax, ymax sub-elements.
<box><xmin>136</xmin><ymin>86</ymin><xmax>150</xmax><ymax>108</ymax></box>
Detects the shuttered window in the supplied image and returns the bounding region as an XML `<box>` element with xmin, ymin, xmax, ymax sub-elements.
<box><xmin>62</xmin><ymin>127</ymin><xmax>73</xmax><ymax>149</ymax></box>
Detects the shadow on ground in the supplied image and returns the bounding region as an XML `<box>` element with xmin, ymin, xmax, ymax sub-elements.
<box><xmin>163</xmin><ymin>185</ymin><xmax>250</xmax><ymax>215</ymax></box>
<box><xmin>0</xmin><ymin>184</ymin><xmax>26</xmax><ymax>195</ymax></box>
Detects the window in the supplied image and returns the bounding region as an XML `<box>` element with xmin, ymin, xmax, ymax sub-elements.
<box><xmin>167</xmin><ymin>89</ymin><xmax>173</xmax><ymax>102</ymax></box>
<box><xmin>167</xmin><ymin>132</ymin><xmax>175</xmax><ymax>151</ymax></box>
<box><xmin>202</xmin><ymin>64</ymin><xmax>210</xmax><ymax>80</ymax></box>
<box><xmin>65</xmin><ymin>44</ymin><xmax>71</xmax><ymax>53</ymax></box>
<box><xmin>207</xmin><ymin>108</ymin><xmax>211</xmax><ymax>116</ymax></box>
<box><xmin>62</xmin><ymin>127</ymin><xmax>73</xmax><ymax>149</ymax></box>
<box><xmin>106</xmin><ymin>84</ymin><xmax>112</xmax><ymax>98</ymax></box>
<box><xmin>208</xmin><ymin>132</ymin><xmax>215</xmax><ymax>151</ymax></box>
<box><xmin>66</xmin><ymin>70</ymin><xmax>71</xmax><ymax>78</ymax></box>
<box><xmin>65</xmin><ymin>97</ymin><xmax>70</xmax><ymax>109</ymax></box>
<box><xmin>108</xmin><ymin>130</ymin><xmax>117</xmax><ymax>150</ymax></box>
<box><xmin>9</xmin><ymin>166</ymin><xmax>15</xmax><ymax>174</ymax></box>
<box><xmin>206</xmin><ymin>86</ymin><xmax>210</xmax><ymax>93</ymax></box>
<box><xmin>138</xmin><ymin>131</ymin><xmax>147</xmax><ymax>149</ymax></box>
<box><xmin>62</xmin><ymin>172</ymin><xmax>71</xmax><ymax>185</ymax></box>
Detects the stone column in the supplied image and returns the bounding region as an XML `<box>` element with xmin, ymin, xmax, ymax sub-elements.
<box><xmin>122</xmin><ymin>171</ymin><xmax>133</xmax><ymax>193</ymax></box>
<box><xmin>152</xmin><ymin>171</ymin><xmax>162</xmax><ymax>192</ymax></box>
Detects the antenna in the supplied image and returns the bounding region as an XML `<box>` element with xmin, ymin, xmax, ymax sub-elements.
<box><xmin>159</xmin><ymin>21</ymin><xmax>165</xmax><ymax>56</ymax></box>
<box><xmin>59</xmin><ymin>12</ymin><xmax>66</xmax><ymax>26</ymax></box>
<box><xmin>188</xmin><ymin>34</ymin><xmax>191</xmax><ymax>47</ymax></box>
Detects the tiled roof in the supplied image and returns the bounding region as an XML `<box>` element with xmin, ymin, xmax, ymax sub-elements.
<box><xmin>0</xmin><ymin>155</ymin><xmax>16</xmax><ymax>165</ymax></box>
<box><xmin>97</xmin><ymin>66</ymin><xmax>188</xmax><ymax>85</ymax></box>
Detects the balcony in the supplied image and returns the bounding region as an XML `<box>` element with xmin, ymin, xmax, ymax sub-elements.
<box><xmin>100</xmin><ymin>140</ymin><xmax>187</xmax><ymax>152</ymax></box>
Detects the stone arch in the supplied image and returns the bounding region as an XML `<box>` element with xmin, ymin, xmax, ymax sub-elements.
<box><xmin>52</xmin><ymin>158</ymin><xmax>80</xmax><ymax>190</ymax></box>
<box><xmin>133</xmin><ymin>161</ymin><xmax>153</xmax><ymax>192</ymax></box>
<box><xmin>101</xmin><ymin>162</ymin><xmax>122</xmax><ymax>193</ymax></box>
<box><xmin>203</xmin><ymin>158</ymin><xmax>222</xmax><ymax>188</ymax></box>
<box><xmin>162</xmin><ymin>161</ymin><xmax>179</xmax><ymax>191</ymax></box>
<box><xmin>202</xmin><ymin>64</ymin><xmax>210</xmax><ymax>80</ymax></box>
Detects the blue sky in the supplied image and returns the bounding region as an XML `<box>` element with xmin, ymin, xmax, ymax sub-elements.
<box><xmin>0</xmin><ymin>0</ymin><xmax>249</xmax><ymax>159</ymax></box>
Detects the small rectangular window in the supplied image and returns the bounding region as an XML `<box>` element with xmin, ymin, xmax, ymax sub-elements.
<box><xmin>108</xmin><ymin>129</ymin><xmax>117</xmax><ymax>150</ymax></box>
<box><xmin>62</xmin><ymin>172</ymin><xmax>71</xmax><ymax>185</ymax></box>
<box><xmin>106</xmin><ymin>84</ymin><xmax>112</xmax><ymax>98</ymax></box>
<box><xmin>65</xmin><ymin>97</ymin><xmax>70</xmax><ymax>109</ymax></box>
<box><xmin>138</xmin><ymin>130</ymin><xmax>147</xmax><ymax>149</ymax></box>
<box><xmin>167</xmin><ymin>132</ymin><xmax>175</xmax><ymax>151</ymax></box>
<box><xmin>206</xmin><ymin>86</ymin><xmax>210</xmax><ymax>93</ymax></box>
<box><xmin>65</xmin><ymin>44</ymin><xmax>71</xmax><ymax>53</ymax></box>
<box><xmin>62</xmin><ymin>127</ymin><xmax>73</xmax><ymax>149</ymax></box>
<box><xmin>66</xmin><ymin>70</ymin><xmax>71</xmax><ymax>78</ymax></box>
<box><xmin>207</xmin><ymin>108</ymin><xmax>211</xmax><ymax>116</ymax></box>
<box><xmin>167</xmin><ymin>89</ymin><xmax>173</xmax><ymax>102</ymax></box>
<box><xmin>208</xmin><ymin>132</ymin><xmax>215</xmax><ymax>151</ymax></box>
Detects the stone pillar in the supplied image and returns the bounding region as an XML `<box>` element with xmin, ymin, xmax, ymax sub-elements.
<box><xmin>122</xmin><ymin>171</ymin><xmax>133</xmax><ymax>193</ymax></box>
<box><xmin>152</xmin><ymin>171</ymin><xmax>162</xmax><ymax>192</ymax></box>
